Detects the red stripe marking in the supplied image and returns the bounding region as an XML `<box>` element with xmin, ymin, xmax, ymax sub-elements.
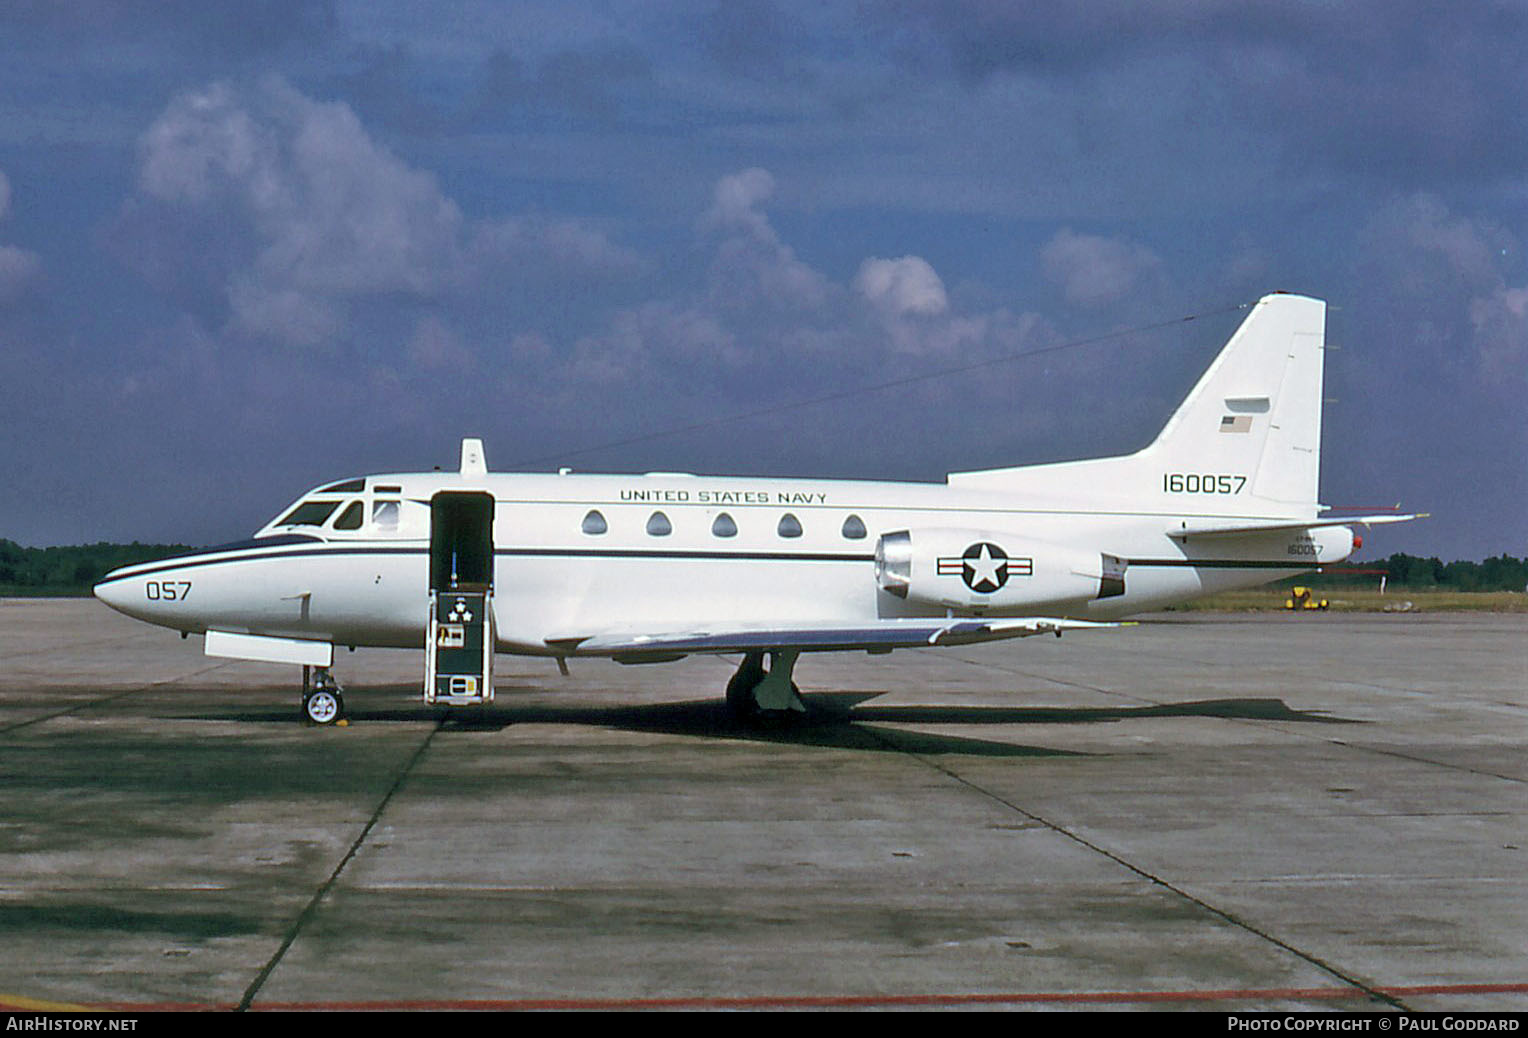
<box><xmin>10</xmin><ymin>982</ymin><xmax>1522</xmax><ymax>1013</ymax></box>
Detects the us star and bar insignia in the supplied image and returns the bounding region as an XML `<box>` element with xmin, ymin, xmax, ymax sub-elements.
<box><xmin>937</xmin><ymin>542</ymin><xmax>1033</xmax><ymax>593</ymax></box>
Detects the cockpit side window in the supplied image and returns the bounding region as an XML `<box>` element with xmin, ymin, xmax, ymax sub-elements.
<box><xmin>372</xmin><ymin>500</ymin><xmax>401</xmax><ymax>531</ymax></box>
<box><xmin>333</xmin><ymin>501</ymin><xmax>364</xmax><ymax>530</ymax></box>
<box><xmin>277</xmin><ymin>500</ymin><xmax>341</xmax><ymax>527</ymax></box>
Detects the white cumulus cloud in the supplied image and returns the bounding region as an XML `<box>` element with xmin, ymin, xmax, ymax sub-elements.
<box><xmin>1468</xmin><ymin>284</ymin><xmax>1528</xmax><ymax>383</ymax></box>
<box><xmin>1359</xmin><ymin>194</ymin><xmax>1527</xmax><ymax>388</ymax></box>
<box><xmin>703</xmin><ymin>167</ymin><xmax>830</xmax><ymax>311</ymax></box>
<box><xmin>854</xmin><ymin>255</ymin><xmax>949</xmax><ymax>316</ymax></box>
<box><xmin>126</xmin><ymin>77</ymin><xmax>643</xmax><ymax>353</ymax></box>
<box><xmin>1040</xmin><ymin>228</ymin><xmax>1163</xmax><ymax>308</ymax></box>
<box><xmin>0</xmin><ymin>168</ymin><xmax>41</xmax><ymax>304</ymax></box>
<box><xmin>704</xmin><ymin>167</ymin><xmax>778</xmax><ymax>240</ymax></box>
<box><xmin>135</xmin><ymin>77</ymin><xmax>464</xmax><ymax>345</ymax></box>
<box><xmin>0</xmin><ymin>246</ymin><xmax>41</xmax><ymax>304</ymax></box>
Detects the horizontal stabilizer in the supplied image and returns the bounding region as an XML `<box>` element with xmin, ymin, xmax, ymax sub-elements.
<box><xmin>1167</xmin><ymin>513</ymin><xmax>1427</xmax><ymax>540</ymax></box>
<box><xmin>547</xmin><ymin>616</ymin><xmax>1120</xmax><ymax>660</ymax></box>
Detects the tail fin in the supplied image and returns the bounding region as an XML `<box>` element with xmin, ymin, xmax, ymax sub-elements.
<box><xmin>947</xmin><ymin>293</ymin><xmax>1327</xmax><ymax>520</ymax></box>
<box><xmin>1145</xmin><ymin>292</ymin><xmax>1325</xmax><ymax>514</ymax></box>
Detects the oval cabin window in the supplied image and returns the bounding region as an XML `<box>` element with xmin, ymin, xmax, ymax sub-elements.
<box><xmin>712</xmin><ymin>513</ymin><xmax>737</xmax><ymax>538</ymax></box>
<box><xmin>841</xmin><ymin>514</ymin><xmax>867</xmax><ymax>539</ymax></box>
<box><xmin>581</xmin><ymin>509</ymin><xmax>608</xmax><ymax>535</ymax></box>
<box><xmin>777</xmin><ymin>513</ymin><xmax>803</xmax><ymax>538</ymax></box>
<box><xmin>646</xmin><ymin>511</ymin><xmax>672</xmax><ymax>536</ymax></box>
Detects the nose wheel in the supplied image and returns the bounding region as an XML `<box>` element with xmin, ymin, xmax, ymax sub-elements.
<box><xmin>301</xmin><ymin>668</ymin><xmax>346</xmax><ymax>725</ymax></box>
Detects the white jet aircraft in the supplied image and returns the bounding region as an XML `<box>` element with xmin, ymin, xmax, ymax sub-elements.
<box><xmin>95</xmin><ymin>293</ymin><xmax>1417</xmax><ymax>725</ymax></box>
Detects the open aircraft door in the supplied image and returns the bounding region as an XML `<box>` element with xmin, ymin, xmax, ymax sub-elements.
<box><xmin>425</xmin><ymin>491</ymin><xmax>496</xmax><ymax>707</ymax></box>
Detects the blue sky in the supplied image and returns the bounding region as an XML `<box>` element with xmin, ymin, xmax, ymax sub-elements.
<box><xmin>0</xmin><ymin>1</ymin><xmax>1523</xmax><ymax>560</ymax></box>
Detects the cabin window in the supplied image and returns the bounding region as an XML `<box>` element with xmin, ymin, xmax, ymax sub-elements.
<box><xmin>333</xmin><ymin>501</ymin><xmax>364</xmax><ymax>530</ymax></box>
<box><xmin>581</xmin><ymin>509</ymin><xmax>608</xmax><ymax>535</ymax></box>
<box><xmin>372</xmin><ymin>500</ymin><xmax>400</xmax><ymax>530</ymax></box>
<box><xmin>777</xmin><ymin>513</ymin><xmax>803</xmax><ymax>538</ymax></box>
<box><xmin>711</xmin><ymin>513</ymin><xmax>737</xmax><ymax>538</ymax></box>
<box><xmin>646</xmin><ymin>511</ymin><xmax>672</xmax><ymax>536</ymax></box>
<box><xmin>277</xmin><ymin>500</ymin><xmax>340</xmax><ymax>527</ymax></box>
<box><xmin>841</xmin><ymin>514</ymin><xmax>867</xmax><ymax>540</ymax></box>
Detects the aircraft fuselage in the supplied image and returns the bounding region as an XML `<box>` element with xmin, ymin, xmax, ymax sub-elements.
<box><xmin>94</xmin><ymin>468</ymin><xmax>1351</xmax><ymax>656</ymax></box>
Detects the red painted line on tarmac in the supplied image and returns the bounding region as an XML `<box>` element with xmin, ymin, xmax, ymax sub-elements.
<box><xmin>0</xmin><ymin>998</ymin><xmax>237</xmax><ymax>1013</ymax></box>
<box><xmin>7</xmin><ymin>982</ymin><xmax>1526</xmax><ymax>1013</ymax></box>
<box><xmin>256</xmin><ymin>989</ymin><xmax>1357</xmax><ymax>1011</ymax></box>
<box><xmin>1381</xmin><ymin>983</ymin><xmax>1528</xmax><ymax>998</ymax></box>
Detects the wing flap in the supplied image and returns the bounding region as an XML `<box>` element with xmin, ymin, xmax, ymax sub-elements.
<box><xmin>547</xmin><ymin>616</ymin><xmax>1119</xmax><ymax>660</ymax></box>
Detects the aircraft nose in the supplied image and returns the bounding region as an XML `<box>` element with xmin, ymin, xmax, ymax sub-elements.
<box><xmin>93</xmin><ymin>572</ymin><xmax>136</xmax><ymax>616</ymax></box>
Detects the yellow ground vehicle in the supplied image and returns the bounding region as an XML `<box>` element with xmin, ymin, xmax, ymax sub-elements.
<box><xmin>1284</xmin><ymin>586</ymin><xmax>1329</xmax><ymax>610</ymax></box>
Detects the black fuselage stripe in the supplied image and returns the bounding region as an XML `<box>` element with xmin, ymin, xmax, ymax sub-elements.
<box><xmin>501</xmin><ymin>548</ymin><xmax>874</xmax><ymax>563</ymax></box>
<box><xmin>1126</xmin><ymin>558</ymin><xmax>1307</xmax><ymax>569</ymax></box>
<box><xmin>99</xmin><ymin>544</ymin><xmax>1310</xmax><ymax>586</ymax></box>
<box><xmin>95</xmin><ymin>548</ymin><xmax>421</xmax><ymax>584</ymax></box>
<box><xmin>98</xmin><ymin>546</ymin><xmax>876</xmax><ymax>583</ymax></box>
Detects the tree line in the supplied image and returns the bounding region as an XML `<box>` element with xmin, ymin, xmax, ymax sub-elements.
<box><xmin>0</xmin><ymin>540</ymin><xmax>194</xmax><ymax>593</ymax></box>
<box><xmin>1326</xmin><ymin>553</ymin><xmax>1528</xmax><ymax>592</ymax></box>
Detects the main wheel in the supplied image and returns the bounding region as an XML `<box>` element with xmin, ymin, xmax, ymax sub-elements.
<box><xmin>725</xmin><ymin>669</ymin><xmax>759</xmax><ymax>720</ymax></box>
<box><xmin>303</xmin><ymin>688</ymin><xmax>345</xmax><ymax>726</ymax></box>
<box><xmin>725</xmin><ymin>674</ymin><xmax>804</xmax><ymax>725</ymax></box>
<box><xmin>755</xmin><ymin>683</ymin><xmax>804</xmax><ymax>725</ymax></box>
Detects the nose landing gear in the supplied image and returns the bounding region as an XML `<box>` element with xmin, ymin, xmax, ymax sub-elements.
<box><xmin>301</xmin><ymin>666</ymin><xmax>346</xmax><ymax>725</ymax></box>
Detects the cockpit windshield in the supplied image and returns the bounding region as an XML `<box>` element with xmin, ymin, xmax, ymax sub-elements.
<box><xmin>262</xmin><ymin>477</ymin><xmax>410</xmax><ymax>537</ymax></box>
<box><xmin>276</xmin><ymin>500</ymin><xmax>342</xmax><ymax>527</ymax></box>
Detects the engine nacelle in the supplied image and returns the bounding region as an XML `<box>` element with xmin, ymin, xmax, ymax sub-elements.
<box><xmin>875</xmin><ymin>528</ymin><xmax>1126</xmax><ymax>612</ymax></box>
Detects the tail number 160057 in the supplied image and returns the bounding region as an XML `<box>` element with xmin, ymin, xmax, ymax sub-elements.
<box><xmin>1162</xmin><ymin>473</ymin><xmax>1247</xmax><ymax>494</ymax></box>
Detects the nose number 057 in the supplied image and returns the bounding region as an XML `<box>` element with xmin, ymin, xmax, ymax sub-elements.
<box><xmin>145</xmin><ymin>580</ymin><xmax>192</xmax><ymax>601</ymax></box>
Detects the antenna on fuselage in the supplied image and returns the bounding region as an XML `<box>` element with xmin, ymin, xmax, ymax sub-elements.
<box><xmin>460</xmin><ymin>438</ymin><xmax>488</xmax><ymax>477</ymax></box>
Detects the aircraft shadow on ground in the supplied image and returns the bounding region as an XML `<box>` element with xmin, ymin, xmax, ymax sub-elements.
<box><xmin>180</xmin><ymin>689</ymin><xmax>1354</xmax><ymax>759</ymax></box>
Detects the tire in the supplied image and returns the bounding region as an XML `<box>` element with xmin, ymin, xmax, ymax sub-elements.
<box><xmin>725</xmin><ymin>676</ymin><xmax>804</xmax><ymax>725</ymax></box>
<box><xmin>303</xmin><ymin>689</ymin><xmax>344</xmax><ymax>725</ymax></box>
<box><xmin>725</xmin><ymin>670</ymin><xmax>759</xmax><ymax>719</ymax></box>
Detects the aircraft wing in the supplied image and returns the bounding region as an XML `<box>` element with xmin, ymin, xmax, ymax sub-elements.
<box><xmin>546</xmin><ymin>616</ymin><xmax>1120</xmax><ymax>662</ymax></box>
<box><xmin>1166</xmin><ymin>513</ymin><xmax>1426</xmax><ymax>540</ymax></box>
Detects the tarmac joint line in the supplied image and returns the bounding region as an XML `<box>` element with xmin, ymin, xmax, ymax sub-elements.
<box><xmin>863</xmin><ymin>727</ymin><xmax>1413</xmax><ymax>1013</ymax></box>
<box><xmin>236</xmin><ymin>715</ymin><xmax>446</xmax><ymax>1012</ymax></box>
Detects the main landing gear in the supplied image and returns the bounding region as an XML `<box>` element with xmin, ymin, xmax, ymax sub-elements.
<box><xmin>301</xmin><ymin>666</ymin><xmax>346</xmax><ymax>726</ymax></box>
<box><xmin>725</xmin><ymin>650</ymin><xmax>806</xmax><ymax>722</ymax></box>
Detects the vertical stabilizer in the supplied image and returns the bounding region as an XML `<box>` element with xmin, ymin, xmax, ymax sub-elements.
<box><xmin>1146</xmin><ymin>292</ymin><xmax>1325</xmax><ymax>516</ymax></box>
<box><xmin>947</xmin><ymin>293</ymin><xmax>1327</xmax><ymax>520</ymax></box>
